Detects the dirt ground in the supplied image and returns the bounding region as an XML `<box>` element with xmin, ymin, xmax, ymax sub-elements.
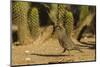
<box><xmin>12</xmin><ymin>35</ymin><xmax>96</xmax><ymax>66</ymax></box>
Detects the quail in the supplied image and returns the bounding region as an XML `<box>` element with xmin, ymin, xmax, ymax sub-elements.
<box><xmin>54</xmin><ymin>25</ymin><xmax>83</xmax><ymax>54</ymax></box>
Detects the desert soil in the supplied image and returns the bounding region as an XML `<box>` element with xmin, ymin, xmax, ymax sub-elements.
<box><xmin>12</xmin><ymin>36</ymin><xmax>96</xmax><ymax>66</ymax></box>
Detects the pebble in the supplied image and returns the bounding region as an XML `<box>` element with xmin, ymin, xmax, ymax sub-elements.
<box><xmin>25</xmin><ymin>57</ymin><xmax>31</xmax><ymax>61</ymax></box>
<box><xmin>25</xmin><ymin>50</ymin><xmax>30</xmax><ymax>54</ymax></box>
<box><xmin>84</xmin><ymin>37</ymin><xmax>87</xmax><ymax>40</ymax></box>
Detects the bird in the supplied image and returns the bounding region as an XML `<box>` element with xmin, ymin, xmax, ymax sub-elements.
<box><xmin>54</xmin><ymin>25</ymin><xmax>83</xmax><ymax>54</ymax></box>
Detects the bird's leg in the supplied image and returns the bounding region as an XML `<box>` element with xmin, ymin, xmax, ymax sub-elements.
<box><xmin>68</xmin><ymin>50</ymin><xmax>71</xmax><ymax>56</ymax></box>
<box><xmin>62</xmin><ymin>48</ymin><xmax>66</xmax><ymax>53</ymax></box>
<box><xmin>58</xmin><ymin>40</ymin><xmax>67</xmax><ymax>53</ymax></box>
<box><xmin>62</xmin><ymin>48</ymin><xmax>71</xmax><ymax>56</ymax></box>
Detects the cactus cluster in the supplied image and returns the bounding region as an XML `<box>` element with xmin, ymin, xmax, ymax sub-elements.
<box><xmin>12</xmin><ymin>1</ymin><xmax>94</xmax><ymax>46</ymax></box>
<box><xmin>12</xmin><ymin>1</ymin><xmax>75</xmax><ymax>45</ymax></box>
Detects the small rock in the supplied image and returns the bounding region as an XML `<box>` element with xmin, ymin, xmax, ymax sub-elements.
<box><xmin>84</xmin><ymin>37</ymin><xmax>87</xmax><ymax>40</ymax></box>
<box><xmin>25</xmin><ymin>57</ymin><xmax>31</xmax><ymax>61</ymax></box>
<box><xmin>25</xmin><ymin>50</ymin><xmax>30</xmax><ymax>54</ymax></box>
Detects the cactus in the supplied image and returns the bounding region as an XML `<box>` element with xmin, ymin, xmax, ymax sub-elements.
<box><xmin>57</xmin><ymin>4</ymin><xmax>66</xmax><ymax>24</ymax></box>
<box><xmin>28</xmin><ymin>7</ymin><xmax>40</xmax><ymax>39</ymax></box>
<box><xmin>79</xmin><ymin>6</ymin><xmax>89</xmax><ymax>21</ymax></box>
<box><xmin>48</xmin><ymin>4</ymin><xmax>58</xmax><ymax>25</ymax></box>
<box><xmin>64</xmin><ymin>11</ymin><xmax>74</xmax><ymax>37</ymax></box>
<box><xmin>74</xmin><ymin>6</ymin><xmax>93</xmax><ymax>40</ymax></box>
<box><xmin>74</xmin><ymin>13</ymin><xmax>95</xmax><ymax>40</ymax></box>
<box><xmin>12</xmin><ymin>1</ymin><xmax>32</xmax><ymax>45</ymax></box>
<box><xmin>77</xmin><ymin>6</ymin><xmax>89</xmax><ymax>27</ymax></box>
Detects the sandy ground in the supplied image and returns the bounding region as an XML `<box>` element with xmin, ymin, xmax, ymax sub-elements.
<box><xmin>12</xmin><ymin>37</ymin><xmax>96</xmax><ymax>66</ymax></box>
<box><xmin>12</xmin><ymin>26</ymin><xmax>96</xmax><ymax>66</ymax></box>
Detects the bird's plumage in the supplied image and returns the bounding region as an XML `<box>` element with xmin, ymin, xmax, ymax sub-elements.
<box><xmin>54</xmin><ymin>25</ymin><xmax>82</xmax><ymax>53</ymax></box>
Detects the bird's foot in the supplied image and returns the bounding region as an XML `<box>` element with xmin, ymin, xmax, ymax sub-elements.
<box><xmin>62</xmin><ymin>49</ymin><xmax>73</xmax><ymax>56</ymax></box>
<box><xmin>62</xmin><ymin>49</ymin><xmax>66</xmax><ymax>53</ymax></box>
